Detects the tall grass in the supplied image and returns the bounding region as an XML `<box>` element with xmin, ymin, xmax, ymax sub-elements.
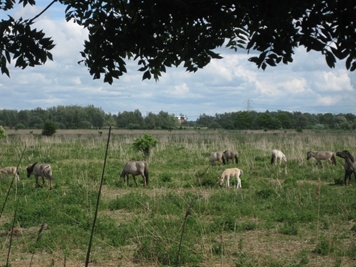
<box><xmin>0</xmin><ymin>129</ymin><xmax>355</xmax><ymax>266</ymax></box>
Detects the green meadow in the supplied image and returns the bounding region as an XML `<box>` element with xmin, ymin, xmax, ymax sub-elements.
<box><xmin>0</xmin><ymin>129</ymin><xmax>355</xmax><ymax>267</ymax></box>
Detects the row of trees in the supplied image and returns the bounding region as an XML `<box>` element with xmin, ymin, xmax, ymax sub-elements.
<box><xmin>0</xmin><ymin>106</ymin><xmax>180</xmax><ymax>130</ymax></box>
<box><xmin>196</xmin><ymin>111</ymin><xmax>356</xmax><ymax>130</ymax></box>
<box><xmin>0</xmin><ymin>106</ymin><xmax>355</xmax><ymax>131</ymax></box>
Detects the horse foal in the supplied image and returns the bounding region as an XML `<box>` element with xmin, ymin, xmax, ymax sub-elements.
<box><xmin>271</xmin><ymin>149</ymin><xmax>287</xmax><ymax>165</ymax></box>
<box><xmin>26</xmin><ymin>162</ymin><xmax>54</xmax><ymax>189</ymax></box>
<box><xmin>0</xmin><ymin>166</ymin><xmax>20</xmax><ymax>181</ymax></box>
<box><xmin>218</xmin><ymin>168</ymin><xmax>243</xmax><ymax>189</ymax></box>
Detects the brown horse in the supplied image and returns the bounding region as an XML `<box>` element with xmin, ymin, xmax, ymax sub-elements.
<box><xmin>209</xmin><ymin>152</ymin><xmax>225</xmax><ymax>166</ymax></box>
<box><xmin>0</xmin><ymin>166</ymin><xmax>20</xmax><ymax>181</ymax></box>
<box><xmin>307</xmin><ymin>151</ymin><xmax>336</xmax><ymax>166</ymax></box>
<box><xmin>26</xmin><ymin>162</ymin><xmax>54</xmax><ymax>189</ymax></box>
<box><xmin>336</xmin><ymin>150</ymin><xmax>356</xmax><ymax>186</ymax></box>
<box><xmin>222</xmin><ymin>150</ymin><xmax>239</xmax><ymax>164</ymax></box>
<box><xmin>120</xmin><ymin>161</ymin><xmax>149</xmax><ymax>187</ymax></box>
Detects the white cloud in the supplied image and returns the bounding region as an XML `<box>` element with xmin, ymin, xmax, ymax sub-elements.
<box><xmin>282</xmin><ymin>78</ymin><xmax>307</xmax><ymax>94</ymax></box>
<box><xmin>317</xmin><ymin>95</ymin><xmax>339</xmax><ymax>106</ymax></box>
<box><xmin>170</xmin><ymin>83</ymin><xmax>190</xmax><ymax>97</ymax></box>
<box><xmin>317</xmin><ymin>71</ymin><xmax>353</xmax><ymax>92</ymax></box>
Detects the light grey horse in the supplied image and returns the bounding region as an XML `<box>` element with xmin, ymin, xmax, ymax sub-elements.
<box><xmin>223</xmin><ymin>150</ymin><xmax>239</xmax><ymax>164</ymax></box>
<box><xmin>120</xmin><ymin>161</ymin><xmax>149</xmax><ymax>187</ymax></box>
<box><xmin>307</xmin><ymin>151</ymin><xmax>336</xmax><ymax>166</ymax></box>
<box><xmin>26</xmin><ymin>162</ymin><xmax>54</xmax><ymax>189</ymax></box>
<box><xmin>0</xmin><ymin>166</ymin><xmax>20</xmax><ymax>181</ymax></box>
<box><xmin>336</xmin><ymin>150</ymin><xmax>356</xmax><ymax>186</ymax></box>
<box><xmin>271</xmin><ymin>149</ymin><xmax>287</xmax><ymax>165</ymax></box>
<box><xmin>209</xmin><ymin>152</ymin><xmax>225</xmax><ymax>166</ymax></box>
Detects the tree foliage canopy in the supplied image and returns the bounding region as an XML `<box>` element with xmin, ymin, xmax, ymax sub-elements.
<box><xmin>1</xmin><ymin>0</ymin><xmax>355</xmax><ymax>84</ymax></box>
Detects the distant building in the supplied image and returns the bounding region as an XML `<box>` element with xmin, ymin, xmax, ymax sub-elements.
<box><xmin>176</xmin><ymin>114</ymin><xmax>187</xmax><ymax>124</ymax></box>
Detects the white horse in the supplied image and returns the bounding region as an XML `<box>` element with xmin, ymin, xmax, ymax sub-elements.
<box><xmin>0</xmin><ymin>166</ymin><xmax>20</xmax><ymax>181</ymax></box>
<box><xmin>26</xmin><ymin>162</ymin><xmax>54</xmax><ymax>189</ymax></box>
<box><xmin>271</xmin><ymin>149</ymin><xmax>287</xmax><ymax>165</ymax></box>
<box><xmin>218</xmin><ymin>168</ymin><xmax>243</xmax><ymax>189</ymax></box>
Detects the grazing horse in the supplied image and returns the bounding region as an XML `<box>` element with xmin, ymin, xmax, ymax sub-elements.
<box><xmin>336</xmin><ymin>150</ymin><xmax>356</xmax><ymax>186</ymax></box>
<box><xmin>0</xmin><ymin>166</ymin><xmax>20</xmax><ymax>181</ymax></box>
<box><xmin>120</xmin><ymin>161</ymin><xmax>149</xmax><ymax>187</ymax></box>
<box><xmin>307</xmin><ymin>151</ymin><xmax>336</xmax><ymax>166</ymax></box>
<box><xmin>222</xmin><ymin>150</ymin><xmax>239</xmax><ymax>164</ymax></box>
<box><xmin>218</xmin><ymin>168</ymin><xmax>243</xmax><ymax>189</ymax></box>
<box><xmin>271</xmin><ymin>149</ymin><xmax>287</xmax><ymax>165</ymax></box>
<box><xmin>26</xmin><ymin>162</ymin><xmax>54</xmax><ymax>189</ymax></box>
<box><xmin>209</xmin><ymin>152</ymin><xmax>225</xmax><ymax>166</ymax></box>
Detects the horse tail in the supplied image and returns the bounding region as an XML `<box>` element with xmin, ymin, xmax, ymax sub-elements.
<box><xmin>144</xmin><ymin>164</ymin><xmax>149</xmax><ymax>185</ymax></box>
<box><xmin>222</xmin><ymin>155</ymin><xmax>226</xmax><ymax>165</ymax></box>
<box><xmin>331</xmin><ymin>154</ymin><xmax>336</xmax><ymax>165</ymax></box>
<box><xmin>235</xmin><ymin>155</ymin><xmax>239</xmax><ymax>164</ymax></box>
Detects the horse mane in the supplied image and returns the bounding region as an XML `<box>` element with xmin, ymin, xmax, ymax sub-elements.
<box><xmin>345</xmin><ymin>150</ymin><xmax>354</xmax><ymax>162</ymax></box>
<box><xmin>343</xmin><ymin>150</ymin><xmax>355</xmax><ymax>162</ymax></box>
<box><xmin>28</xmin><ymin>162</ymin><xmax>38</xmax><ymax>173</ymax></box>
<box><xmin>331</xmin><ymin>153</ymin><xmax>337</xmax><ymax>165</ymax></box>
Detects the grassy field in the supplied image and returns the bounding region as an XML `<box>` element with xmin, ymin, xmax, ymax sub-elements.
<box><xmin>0</xmin><ymin>129</ymin><xmax>355</xmax><ymax>267</ymax></box>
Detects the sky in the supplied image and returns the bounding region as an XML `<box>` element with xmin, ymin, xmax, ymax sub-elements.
<box><xmin>0</xmin><ymin>1</ymin><xmax>355</xmax><ymax>121</ymax></box>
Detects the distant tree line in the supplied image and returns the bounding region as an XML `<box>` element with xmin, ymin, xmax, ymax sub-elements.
<box><xmin>196</xmin><ymin>110</ymin><xmax>356</xmax><ymax>130</ymax></box>
<box><xmin>0</xmin><ymin>106</ymin><xmax>355</xmax><ymax>130</ymax></box>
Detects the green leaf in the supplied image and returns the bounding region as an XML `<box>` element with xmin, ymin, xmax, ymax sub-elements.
<box><xmin>142</xmin><ymin>70</ymin><xmax>151</xmax><ymax>80</ymax></box>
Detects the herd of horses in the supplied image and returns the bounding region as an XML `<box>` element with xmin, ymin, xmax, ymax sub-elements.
<box><xmin>0</xmin><ymin>149</ymin><xmax>355</xmax><ymax>189</ymax></box>
<box><xmin>214</xmin><ymin>148</ymin><xmax>356</xmax><ymax>187</ymax></box>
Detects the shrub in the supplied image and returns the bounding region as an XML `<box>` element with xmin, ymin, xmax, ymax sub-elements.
<box><xmin>42</xmin><ymin>121</ymin><xmax>57</xmax><ymax>136</ymax></box>
<box><xmin>15</xmin><ymin>123</ymin><xmax>26</xmax><ymax>129</ymax></box>
<box><xmin>132</xmin><ymin>133</ymin><xmax>158</xmax><ymax>158</ymax></box>
<box><xmin>0</xmin><ymin>125</ymin><xmax>7</xmax><ymax>139</ymax></box>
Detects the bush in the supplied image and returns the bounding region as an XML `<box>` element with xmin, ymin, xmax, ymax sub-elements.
<box><xmin>15</xmin><ymin>123</ymin><xmax>26</xmax><ymax>130</ymax></box>
<box><xmin>0</xmin><ymin>125</ymin><xmax>7</xmax><ymax>139</ymax></box>
<box><xmin>132</xmin><ymin>133</ymin><xmax>158</xmax><ymax>158</ymax></box>
<box><xmin>42</xmin><ymin>121</ymin><xmax>57</xmax><ymax>136</ymax></box>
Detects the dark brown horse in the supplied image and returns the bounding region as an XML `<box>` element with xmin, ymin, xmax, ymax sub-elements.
<box><xmin>120</xmin><ymin>161</ymin><xmax>149</xmax><ymax>187</ymax></box>
<box><xmin>336</xmin><ymin>150</ymin><xmax>356</xmax><ymax>186</ymax></box>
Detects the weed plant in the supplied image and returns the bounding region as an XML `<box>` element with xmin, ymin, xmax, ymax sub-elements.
<box><xmin>0</xmin><ymin>129</ymin><xmax>355</xmax><ymax>266</ymax></box>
